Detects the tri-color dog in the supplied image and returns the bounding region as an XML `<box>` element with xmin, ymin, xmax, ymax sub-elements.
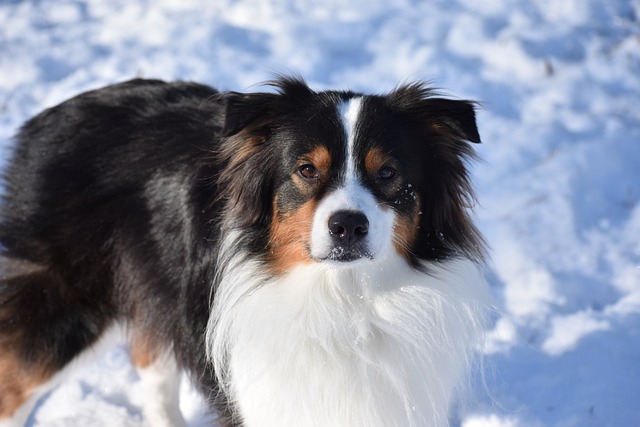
<box><xmin>0</xmin><ymin>77</ymin><xmax>491</xmax><ymax>426</ymax></box>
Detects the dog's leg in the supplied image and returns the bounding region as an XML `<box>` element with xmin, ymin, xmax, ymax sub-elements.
<box><xmin>0</xmin><ymin>261</ymin><xmax>111</xmax><ymax>426</ymax></box>
<box><xmin>131</xmin><ymin>339</ymin><xmax>187</xmax><ymax>427</ymax></box>
<box><xmin>0</xmin><ymin>356</ymin><xmax>56</xmax><ymax>427</ymax></box>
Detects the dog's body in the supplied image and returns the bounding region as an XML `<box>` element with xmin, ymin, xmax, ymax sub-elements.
<box><xmin>0</xmin><ymin>78</ymin><xmax>491</xmax><ymax>426</ymax></box>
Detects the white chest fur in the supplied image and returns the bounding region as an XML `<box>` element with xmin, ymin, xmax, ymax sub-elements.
<box><xmin>208</xmin><ymin>255</ymin><xmax>491</xmax><ymax>427</ymax></box>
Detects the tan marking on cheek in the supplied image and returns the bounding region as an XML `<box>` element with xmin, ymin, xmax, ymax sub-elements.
<box><xmin>0</xmin><ymin>351</ymin><xmax>53</xmax><ymax>417</ymax></box>
<box><xmin>392</xmin><ymin>196</ymin><xmax>421</xmax><ymax>258</ymax></box>
<box><xmin>364</xmin><ymin>147</ymin><xmax>392</xmax><ymax>176</ymax></box>
<box><xmin>270</xmin><ymin>198</ymin><xmax>317</xmax><ymax>274</ymax></box>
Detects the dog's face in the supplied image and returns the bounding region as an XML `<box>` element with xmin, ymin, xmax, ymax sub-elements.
<box><xmin>216</xmin><ymin>78</ymin><xmax>484</xmax><ymax>273</ymax></box>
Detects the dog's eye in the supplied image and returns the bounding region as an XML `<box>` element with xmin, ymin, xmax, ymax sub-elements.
<box><xmin>377</xmin><ymin>166</ymin><xmax>396</xmax><ymax>180</ymax></box>
<box><xmin>299</xmin><ymin>164</ymin><xmax>319</xmax><ymax>179</ymax></box>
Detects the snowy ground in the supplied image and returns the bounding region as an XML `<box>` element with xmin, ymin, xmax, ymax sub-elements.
<box><xmin>1</xmin><ymin>0</ymin><xmax>639</xmax><ymax>426</ymax></box>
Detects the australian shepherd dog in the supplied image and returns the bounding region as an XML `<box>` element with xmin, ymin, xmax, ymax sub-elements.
<box><xmin>0</xmin><ymin>77</ymin><xmax>491</xmax><ymax>426</ymax></box>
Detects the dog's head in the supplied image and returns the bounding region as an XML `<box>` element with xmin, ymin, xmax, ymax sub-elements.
<box><xmin>216</xmin><ymin>77</ymin><xmax>484</xmax><ymax>273</ymax></box>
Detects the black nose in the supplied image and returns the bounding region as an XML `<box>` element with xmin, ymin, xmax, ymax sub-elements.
<box><xmin>328</xmin><ymin>210</ymin><xmax>369</xmax><ymax>244</ymax></box>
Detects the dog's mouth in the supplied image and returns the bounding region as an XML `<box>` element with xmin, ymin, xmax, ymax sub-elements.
<box><xmin>315</xmin><ymin>245</ymin><xmax>375</xmax><ymax>263</ymax></box>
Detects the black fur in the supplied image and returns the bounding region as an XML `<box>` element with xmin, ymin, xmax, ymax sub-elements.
<box><xmin>0</xmin><ymin>79</ymin><xmax>224</xmax><ymax>408</ymax></box>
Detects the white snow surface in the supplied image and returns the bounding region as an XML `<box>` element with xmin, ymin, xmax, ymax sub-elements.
<box><xmin>1</xmin><ymin>0</ymin><xmax>639</xmax><ymax>426</ymax></box>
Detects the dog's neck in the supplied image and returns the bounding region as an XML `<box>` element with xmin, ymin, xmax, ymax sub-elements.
<box><xmin>209</xmin><ymin>251</ymin><xmax>491</xmax><ymax>427</ymax></box>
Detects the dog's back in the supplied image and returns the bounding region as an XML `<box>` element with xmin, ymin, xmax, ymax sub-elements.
<box><xmin>0</xmin><ymin>79</ymin><xmax>222</xmax><ymax>425</ymax></box>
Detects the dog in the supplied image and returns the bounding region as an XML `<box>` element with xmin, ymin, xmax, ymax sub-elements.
<box><xmin>0</xmin><ymin>77</ymin><xmax>491</xmax><ymax>427</ymax></box>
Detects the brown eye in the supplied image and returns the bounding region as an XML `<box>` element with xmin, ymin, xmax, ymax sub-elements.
<box><xmin>299</xmin><ymin>164</ymin><xmax>319</xmax><ymax>179</ymax></box>
<box><xmin>378</xmin><ymin>166</ymin><xmax>396</xmax><ymax>180</ymax></box>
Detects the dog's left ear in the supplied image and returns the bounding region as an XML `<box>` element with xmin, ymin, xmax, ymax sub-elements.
<box><xmin>421</xmin><ymin>98</ymin><xmax>481</xmax><ymax>144</ymax></box>
<box><xmin>388</xmin><ymin>84</ymin><xmax>480</xmax><ymax>144</ymax></box>
<box><xmin>388</xmin><ymin>84</ymin><xmax>485</xmax><ymax>261</ymax></box>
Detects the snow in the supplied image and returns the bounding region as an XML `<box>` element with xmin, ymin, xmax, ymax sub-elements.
<box><xmin>1</xmin><ymin>0</ymin><xmax>639</xmax><ymax>425</ymax></box>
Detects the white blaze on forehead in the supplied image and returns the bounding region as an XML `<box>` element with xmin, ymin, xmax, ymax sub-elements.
<box><xmin>338</xmin><ymin>97</ymin><xmax>363</xmax><ymax>182</ymax></box>
<box><xmin>307</xmin><ymin>96</ymin><xmax>396</xmax><ymax>263</ymax></box>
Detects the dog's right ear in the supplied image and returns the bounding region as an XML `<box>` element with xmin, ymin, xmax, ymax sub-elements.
<box><xmin>215</xmin><ymin>91</ymin><xmax>279</xmax><ymax>228</ymax></box>
<box><xmin>217</xmin><ymin>91</ymin><xmax>277</xmax><ymax>138</ymax></box>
